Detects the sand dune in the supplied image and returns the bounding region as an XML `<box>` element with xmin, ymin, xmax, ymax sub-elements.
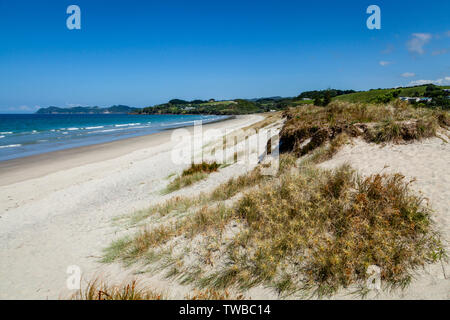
<box><xmin>319</xmin><ymin>135</ymin><xmax>450</xmax><ymax>299</ymax></box>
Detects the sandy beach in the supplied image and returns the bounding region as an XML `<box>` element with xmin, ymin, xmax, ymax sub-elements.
<box><xmin>1</xmin><ymin>112</ymin><xmax>449</xmax><ymax>300</ymax></box>
<box><xmin>0</xmin><ymin>114</ymin><xmax>264</xmax><ymax>299</ymax></box>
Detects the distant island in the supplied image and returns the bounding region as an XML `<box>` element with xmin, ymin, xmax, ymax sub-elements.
<box><xmin>36</xmin><ymin>105</ymin><xmax>140</xmax><ymax>114</ymax></box>
<box><xmin>35</xmin><ymin>84</ymin><xmax>450</xmax><ymax>115</ymax></box>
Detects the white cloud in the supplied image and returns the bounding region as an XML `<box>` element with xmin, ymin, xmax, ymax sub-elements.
<box><xmin>379</xmin><ymin>61</ymin><xmax>392</xmax><ymax>66</ymax></box>
<box><xmin>432</xmin><ymin>49</ymin><xmax>448</xmax><ymax>56</ymax></box>
<box><xmin>401</xmin><ymin>72</ymin><xmax>416</xmax><ymax>78</ymax></box>
<box><xmin>408</xmin><ymin>76</ymin><xmax>450</xmax><ymax>86</ymax></box>
<box><xmin>409</xmin><ymin>80</ymin><xmax>432</xmax><ymax>86</ymax></box>
<box><xmin>407</xmin><ymin>33</ymin><xmax>432</xmax><ymax>55</ymax></box>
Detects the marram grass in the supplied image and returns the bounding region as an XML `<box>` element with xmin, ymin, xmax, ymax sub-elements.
<box><xmin>164</xmin><ymin>161</ymin><xmax>220</xmax><ymax>193</ymax></box>
<box><xmin>105</xmin><ymin>154</ymin><xmax>445</xmax><ymax>297</ymax></box>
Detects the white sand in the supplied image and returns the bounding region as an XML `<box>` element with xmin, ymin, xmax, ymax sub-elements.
<box><xmin>1</xmin><ymin>117</ymin><xmax>449</xmax><ymax>300</ymax></box>
<box><xmin>319</xmin><ymin>136</ymin><xmax>450</xmax><ymax>299</ymax></box>
<box><xmin>0</xmin><ymin>115</ymin><xmax>265</xmax><ymax>299</ymax></box>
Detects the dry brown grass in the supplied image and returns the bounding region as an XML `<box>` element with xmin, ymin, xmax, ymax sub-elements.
<box><xmin>182</xmin><ymin>162</ymin><xmax>220</xmax><ymax>176</ymax></box>
<box><xmin>224</xmin><ymin>164</ymin><xmax>444</xmax><ymax>296</ymax></box>
<box><xmin>164</xmin><ymin>162</ymin><xmax>220</xmax><ymax>193</ymax></box>
<box><xmin>105</xmin><ymin>152</ymin><xmax>445</xmax><ymax>297</ymax></box>
<box><xmin>103</xmin><ymin>156</ymin><xmax>290</xmax><ymax>264</ymax></box>
<box><xmin>119</xmin><ymin>166</ymin><xmax>265</xmax><ymax>228</ymax></box>
<box><xmin>70</xmin><ymin>277</ymin><xmax>246</xmax><ymax>300</ymax></box>
<box><xmin>186</xmin><ymin>288</ymin><xmax>245</xmax><ymax>300</ymax></box>
<box><xmin>280</xmin><ymin>101</ymin><xmax>447</xmax><ymax>157</ymax></box>
<box><xmin>241</xmin><ymin>112</ymin><xmax>282</xmax><ymax>133</ymax></box>
<box><xmin>71</xmin><ymin>278</ymin><xmax>166</xmax><ymax>300</ymax></box>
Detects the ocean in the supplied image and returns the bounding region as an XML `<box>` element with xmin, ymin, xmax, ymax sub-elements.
<box><xmin>0</xmin><ymin>114</ymin><xmax>229</xmax><ymax>161</ymax></box>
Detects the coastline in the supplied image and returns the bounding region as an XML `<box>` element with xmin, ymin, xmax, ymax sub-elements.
<box><xmin>1</xmin><ymin>109</ymin><xmax>449</xmax><ymax>300</ymax></box>
<box><xmin>0</xmin><ymin>115</ymin><xmax>236</xmax><ymax>186</ymax></box>
<box><xmin>0</xmin><ymin>114</ymin><xmax>265</xmax><ymax>299</ymax></box>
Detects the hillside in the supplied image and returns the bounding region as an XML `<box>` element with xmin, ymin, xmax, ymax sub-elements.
<box><xmin>335</xmin><ymin>85</ymin><xmax>450</xmax><ymax>103</ymax></box>
<box><xmin>139</xmin><ymin>89</ymin><xmax>356</xmax><ymax>115</ymax></box>
<box><xmin>140</xmin><ymin>98</ymin><xmax>283</xmax><ymax>115</ymax></box>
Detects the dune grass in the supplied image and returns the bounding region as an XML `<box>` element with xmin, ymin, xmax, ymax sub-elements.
<box><xmin>217</xmin><ymin>164</ymin><xmax>444</xmax><ymax>296</ymax></box>
<box><xmin>105</xmin><ymin>153</ymin><xmax>445</xmax><ymax>297</ymax></box>
<box><xmin>280</xmin><ymin>100</ymin><xmax>447</xmax><ymax>156</ymax></box>
<box><xmin>110</xmin><ymin>164</ymin><xmax>266</xmax><ymax>232</ymax></box>
<box><xmin>71</xmin><ymin>278</ymin><xmax>166</xmax><ymax>300</ymax></box>
<box><xmin>71</xmin><ymin>277</ymin><xmax>245</xmax><ymax>300</ymax></box>
<box><xmin>164</xmin><ymin>162</ymin><xmax>220</xmax><ymax>194</ymax></box>
<box><xmin>104</xmin><ymin>102</ymin><xmax>447</xmax><ymax>298</ymax></box>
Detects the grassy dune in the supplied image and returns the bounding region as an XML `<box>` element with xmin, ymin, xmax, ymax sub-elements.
<box><xmin>280</xmin><ymin>100</ymin><xmax>449</xmax><ymax>157</ymax></box>
<box><xmin>164</xmin><ymin>162</ymin><xmax>220</xmax><ymax>194</ymax></box>
<box><xmin>100</xmin><ymin>101</ymin><xmax>448</xmax><ymax>299</ymax></box>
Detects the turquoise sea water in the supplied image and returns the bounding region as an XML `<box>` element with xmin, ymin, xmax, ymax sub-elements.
<box><xmin>0</xmin><ymin>114</ymin><xmax>228</xmax><ymax>161</ymax></box>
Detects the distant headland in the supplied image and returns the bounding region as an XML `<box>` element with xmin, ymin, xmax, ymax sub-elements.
<box><xmin>35</xmin><ymin>105</ymin><xmax>139</xmax><ymax>114</ymax></box>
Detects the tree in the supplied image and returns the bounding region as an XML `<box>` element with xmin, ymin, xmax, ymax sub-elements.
<box><xmin>323</xmin><ymin>92</ymin><xmax>332</xmax><ymax>106</ymax></box>
<box><xmin>314</xmin><ymin>97</ymin><xmax>322</xmax><ymax>106</ymax></box>
<box><xmin>169</xmin><ymin>99</ymin><xmax>189</xmax><ymax>105</ymax></box>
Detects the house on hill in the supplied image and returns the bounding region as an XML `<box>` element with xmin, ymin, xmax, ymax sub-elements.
<box><xmin>400</xmin><ymin>97</ymin><xmax>432</xmax><ymax>103</ymax></box>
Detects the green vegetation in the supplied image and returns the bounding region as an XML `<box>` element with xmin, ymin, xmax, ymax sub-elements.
<box><xmin>335</xmin><ymin>84</ymin><xmax>450</xmax><ymax>109</ymax></box>
<box><xmin>139</xmin><ymin>85</ymin><xmax>450</xmax><ymax>116</ymax></box>
<box><xmin>411</xmin><ymin>85</ymin><xmax>450</xmax><ymax>110</ymax></box>
<box><xmin>297</xmin><ymin>89</ymin><xmax>357</xmax><ymax>100</ymax></box>
<box><xmin>139</xmin><ymin>89</ymin><xmax>356</xmax><ymax>115</ymax></box>
<box><xmin>141</xmin><ymin>99</ymin><xmax>270</xmax><ymax>115</ymax></box>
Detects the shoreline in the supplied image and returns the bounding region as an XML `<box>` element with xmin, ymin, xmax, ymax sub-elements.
<box><xmin>0</xmin><ymin>108</ymin><xmax>448</xmax><ymax>299</ymax></box>
<box><xmin>0</xmin><ymin>113</ymin><xmax>265</xmax><ymax>299</ymax></box>
<box><xmin>0</xmin><ymin>115</ymin><xmax>238</xmax><ymax>186</ymax></box>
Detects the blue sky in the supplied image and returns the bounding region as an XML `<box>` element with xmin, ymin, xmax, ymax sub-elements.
<box><xmin>0</xmin><ymin>0</ymin><xmax>449</xmax><ymax>113</ymax></box>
